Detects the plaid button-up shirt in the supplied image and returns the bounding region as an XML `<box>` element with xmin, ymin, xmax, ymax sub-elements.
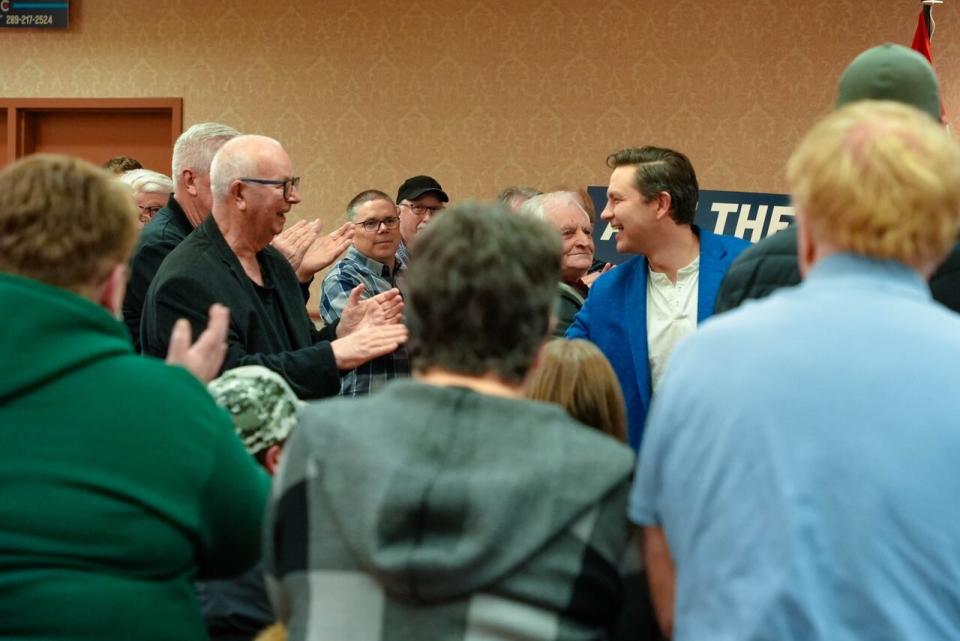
<box><xmin>319</xmin><ymin>246</ymin><xmax>409</xmax><ymax>396</ymax></box>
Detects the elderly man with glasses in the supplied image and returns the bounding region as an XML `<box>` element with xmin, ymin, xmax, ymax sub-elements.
<box><xmin>395</xmin><ymin>175</ymin><xmax>448</xmax><ymax>263</ymax></box>
<box><xmin>141</xmin><ymin>135</ymin><xmax>408</xmax><ymax>400</ymax></box>
<box><xmin>319</xmin><ymin>189</ymin><xmax>410</xmax><ymax>395</ymax></box>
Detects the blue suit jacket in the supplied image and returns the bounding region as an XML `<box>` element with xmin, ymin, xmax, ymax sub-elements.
<box><xmin>566</xmin><ymin>228</ymin><xmax>750</xmax><ymax>450</ymax></box>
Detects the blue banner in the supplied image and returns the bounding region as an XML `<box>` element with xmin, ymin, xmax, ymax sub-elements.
<box><xmin>587</xmin><ymin>186</ymin><xmax>793</xmax><ymax>264</ymax></box>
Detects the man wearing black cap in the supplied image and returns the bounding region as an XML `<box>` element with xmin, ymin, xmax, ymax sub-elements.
<box><xmin>396</xmin><ymin>175</ymin><xmax>448</xmax><ymax>263</ymax></box>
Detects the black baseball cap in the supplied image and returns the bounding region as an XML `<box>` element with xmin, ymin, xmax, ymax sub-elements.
<box><xmin>397</xmin><ymin>175</ymin><xmax>449</xmax><ymax>204</ymax></box>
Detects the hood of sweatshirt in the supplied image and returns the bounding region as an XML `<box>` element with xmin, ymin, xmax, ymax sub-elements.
<box><xmin>278</xmin><ymin>378</ymin><xmax>635</xmax><ymax>602</ymax></box>
<box><xmin>0</xmin><ymin>274</ymin><xmax>132</xmax><ymax>402</ymax></box>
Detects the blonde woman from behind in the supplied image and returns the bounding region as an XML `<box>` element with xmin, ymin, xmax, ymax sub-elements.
<box><xmin>526</xmin><ymin>338</ymin><xmax>627</xmax><ymax>443</ymax></box>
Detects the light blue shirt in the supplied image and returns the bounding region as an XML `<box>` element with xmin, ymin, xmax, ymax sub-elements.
<box><xmin>630</xmin><ymin>253</ymin><xmax>960</xmax><ymax>641</ymax></box>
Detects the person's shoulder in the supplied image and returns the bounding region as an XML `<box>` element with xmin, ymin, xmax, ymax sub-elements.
<box><xmin>142</xmin><ymin>207</ymin><xmax>189</xmax><ymax>242</ymax></box>
<box><xmin>514</xmin><ymin>399</ymin><xmax>636</xmax><ymax>491</ymax></box>
<box><xmin>133</xmin><ymin>214</ymin><xmax>189</xmax><ymax>264</ymax></box>
<box><xmin>732</xmin><ymin>227</ymin><xmax>798</xmax><ymax>265</ymax></box>
<box><xmin>590</xmin><ymin>255</ymin><xmax>644</xmax><ymax>295</ymax></box>
<box><xmin>715</xmin><ymin>228</ymin><xmax>801</xmax><ymax>309</ymax></box>
<box><xmin>152</xmin><ymin>227</ymin><xmax>218</xmax><ymax>282</ymax></box>
<box><xmin>321</xmin><ymin>254</ymin><xmax>362</xmax><ymax>285</ymax></box>
<box><xmin>701</xmin><ymin>227</ymin><xmax>752</xmax><ymax>258</ymax></box>
<box><xmin>107</xmin><ymin>354</ymin><xmax>225</xmax><ymax>416</ymax></box>
<box><xmin>557</xmin><ymin>412</ymin><xmax>635</xmax><ymax>471</ymax></box>
<box><xmin>97</xmin><ymin>358</ymin><xmax>241</xmax><ymax>468</ymax></box>
<box><xmin>295</xmin><ymin>394</ymin><xmax>379</xmax><ymax>453</ymax></box>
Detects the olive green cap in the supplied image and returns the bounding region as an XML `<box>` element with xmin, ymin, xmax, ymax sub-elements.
<box><xmin>836</xmin><ymin>43</ymin><xmax>941</xmax><ymax>120</ymax></box>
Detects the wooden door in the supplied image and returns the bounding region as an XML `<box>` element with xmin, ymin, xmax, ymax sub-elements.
<box><xmin>2</xmin><ymin>98</ymin><xmax>182</xmax><ymax>175</ymax></box>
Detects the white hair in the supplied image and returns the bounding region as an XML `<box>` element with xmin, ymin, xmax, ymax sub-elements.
<box><xmin>171</xmin><ymin>122</ymin><xmax>240</xmax><ymax>181</ymax></box>
<box><xmin>119</xmin><ymin>169</ymin><xmax>174</xmax><ymax>195</ymax></box>
<box><xmin>520</xmin><ymin>191</ymin><xmax>590</xmax><ymax>223</ymax></box>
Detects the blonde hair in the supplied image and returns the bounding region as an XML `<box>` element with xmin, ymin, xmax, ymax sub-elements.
<box><xmin>526</xmin><ymin>339</ymin><xmax>627</xmax><ymax>443</ymax></box>
<box><xmin>788</xmin><ymin>100</ymin><xmax>960</xmax><ymax>270</ymax></box>
<box><xmin>0</xmin><ymin>154</ymin><xmax>138</xmax><ymax>293</ymax></box>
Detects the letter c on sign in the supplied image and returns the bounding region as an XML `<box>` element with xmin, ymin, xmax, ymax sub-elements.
<box><xmin>0</xmin><ymin>1</ymin><xmax>9</xmax><ymax>12</ymax></box>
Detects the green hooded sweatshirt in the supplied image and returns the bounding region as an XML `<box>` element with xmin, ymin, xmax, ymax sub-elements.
<box><xmin>0</xmin><ymin>273</ymin><xmax>270</xmax><ymax>641</ymax></box>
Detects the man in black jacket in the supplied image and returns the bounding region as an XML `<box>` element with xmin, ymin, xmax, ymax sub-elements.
<box><xmin>715</xmin><ymin>43</ymin><xmax>960</xmax><ymax>314</ymax></box>
<box><xmin>141</xmin><ymin>134</ymin><xmax>407</xmax><ymax>399</ymax></box>
<box><xmin>123</xmin><ymin>122</ymin><xmax>240</xmax><ymax>351</ymax></box>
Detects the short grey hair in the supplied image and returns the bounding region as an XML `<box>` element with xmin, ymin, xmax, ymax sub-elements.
<box><xmin>406</xmin><ymin>201</ymin><xmax>562</xmax><ymax>384</ymax></box>
<box><xmin>119</xmin><ymin>169</ymin><xmax>173</xmax><ymax>195</ymax></box>
<box><xmin>171</xmin><ymin>122</ymin><xmax>240</xmax><ymax>180</ymax></box>
<box><xmin>520</xmin><ymin>191</ymin><xmax>590</xmax><ymax>223</ymax></box>
<box><xmin>209</xmin><ymin>134</ymin><xmax>283</xmax><ymax>202</ymax></box>
<box><xmin>496</xmin><ymin>185</ymin><xmax>540</xmax><ymax>206</ymax></box>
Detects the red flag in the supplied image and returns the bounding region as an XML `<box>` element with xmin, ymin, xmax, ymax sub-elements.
<box><xmin>912</xmin><ymin>8</ymin><xmax>934</xmax><ymax>63</ymax></box>
<box><xmin>911</xmin><ymin>4</ymin><xmax>946</xmax><ymax>123</ymax></box>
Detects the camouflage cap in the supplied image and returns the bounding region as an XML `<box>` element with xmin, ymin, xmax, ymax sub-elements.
<box><xmin>207</xmin><ymin>365</ymin><xmax>304</xmax><ymax>455</ymax></box>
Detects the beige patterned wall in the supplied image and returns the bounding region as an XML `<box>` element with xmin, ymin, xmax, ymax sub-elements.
<box><xmin>2</xmin><ymin>0</ymin><xmax>958</xmax><ymax>214</ymax></box>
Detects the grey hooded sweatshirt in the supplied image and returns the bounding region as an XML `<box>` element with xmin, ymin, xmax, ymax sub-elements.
<box><xmin>266</xmin><ymin>379</ymin><xmax>635</xmax><ymax>641</ymax></box>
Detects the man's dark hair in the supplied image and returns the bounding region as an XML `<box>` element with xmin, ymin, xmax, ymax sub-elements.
<box><xmin>103</xmin><ymin>156</ymin><xmax>143</xmax><ymax>174</ymax></box>
<box><xmin>406</xmin><ymin>202</ymin><xmax>561</xmax><ymax>384</ymax></box>
<box><xmin>346</xmin><ymin>189</ymin><xmax>394</xmax><ymax>220</ymax></box>
<box><xmin>607</xmin><ymin>146</ymin><xmax>699</xmax><ymax>225</ymax></box>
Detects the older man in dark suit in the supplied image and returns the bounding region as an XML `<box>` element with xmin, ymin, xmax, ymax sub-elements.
<box><xmin>141</xmin><ymin>134</ymin><xmax>407</xmax><ymax>399</ymax></box>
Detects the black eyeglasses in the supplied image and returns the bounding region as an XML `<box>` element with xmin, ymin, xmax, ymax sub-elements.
<box><xmin>401</xmin><ymin>202</ymin><xmax>445</xmax><ymax>217</ymax></box>
<box><xmin>239</xmin><ymin>176</ymin><xmax>301</xmax><ymax>200</ymax></box>
<box><xmin>355</xmin><ymin>216</ymin><xmax>401</xmax><ymax>232</ymax></box>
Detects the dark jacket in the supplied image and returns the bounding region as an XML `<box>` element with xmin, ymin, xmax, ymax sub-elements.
<box><xmin>553</xmin><ymin>281</ymin><xmax>586</xmax><ymax>338</ymax></box>
<box><xmin>141</xmin><ymin>215</ymin><xmax>341</xmax><ymax>399</ymax></box>
<box><xmin>122</xmin><ymin>194</ymin><xmax>194</xmax><ymax>351</ymax></box>
<box><xmin>714</xmin><ymin>225</ymin><xmax>960</xmax><ymax>314</ymax></box>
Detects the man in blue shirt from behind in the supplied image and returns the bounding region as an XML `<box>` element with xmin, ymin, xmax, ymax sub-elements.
<box><xmin>630</xmin><ymin>101</ymin><xmax>960</xmax><ymax>641</ymax></box>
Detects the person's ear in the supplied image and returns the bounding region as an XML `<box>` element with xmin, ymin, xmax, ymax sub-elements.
<box><xmin>182</xmin><ymin>169</ymin><xmax>200</xmax><ymax>198</ymax></box>
<box><xmin>654</xmin><ymin>191</ymin><xmax>673</xmax><ymax>221</ymax></box>
<box><xmin>231</xmin><ymin>180</ymin><xmax>248</xmax><ymax>211</ymax></box>
<box><xmin>95</xmin><ymin>263</ymin><xmax>127</xmax><ymax>317</ymax></box>
<box><xmin>263</xmin><ymin>443</ymin><xmax>283</xmax><ymax>475</ymax></box>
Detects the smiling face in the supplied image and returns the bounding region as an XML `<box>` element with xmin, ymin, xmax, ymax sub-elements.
<box><xmin>601</xmin><ymin>165</ymin><xmax>659</xmax><ymax>255</ymax></box>
<box><xmin>353</xmin><ymin>198</ymin><xmax>402</xmax><ymax>266</ymax></box>
<box><xmin>545</xmin><ymin>202</ymin><xmax>595</xmax><ymax>283</ymax></box>
<box><xmin>243</xmin><ymin>147</ymin><xmax>301</xmax><ymax>248</ymax></box>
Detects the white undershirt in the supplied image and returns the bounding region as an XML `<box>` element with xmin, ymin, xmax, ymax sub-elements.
<box><xmin>646</xmin><ymin>256</ymin><xmax>700</xmax><ymax>393</ymax></box>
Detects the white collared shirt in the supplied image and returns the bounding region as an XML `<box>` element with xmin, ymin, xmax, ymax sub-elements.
<box><xmin>647</xmin><ymin>256</ymin><xmax>700</xmax><ymax>392</ymax></box>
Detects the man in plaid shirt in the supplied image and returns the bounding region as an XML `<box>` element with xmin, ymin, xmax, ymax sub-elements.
<box><xmin>320</xmin><ymin>190</ymin><xmax>409</xmax><ymax>395</ymax></box>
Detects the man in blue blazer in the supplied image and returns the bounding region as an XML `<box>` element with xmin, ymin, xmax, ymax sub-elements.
<box><xmin>567</xmin><ymin>147</ymin><xmax>749</xmax><ymax>449</ymax></box>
